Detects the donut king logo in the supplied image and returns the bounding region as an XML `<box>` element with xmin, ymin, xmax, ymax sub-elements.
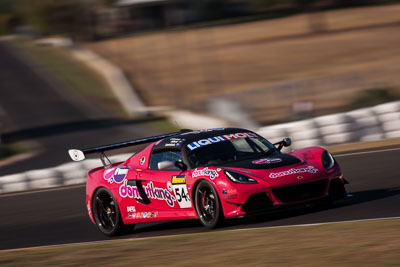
<box><xmin>104</xmin><ymin>167</ymin><xmax>129</xmax><ymax>183</ymax></box>
<box><xmin>187</xmin><ymin>132</ymin><xmax>258</xmax><ymax>151</ymax></box>
<box><xmin>119</xmin><ymin>181</ymin><xmax>176</xmax><ymax>207</ymax></box>
<box><xmin>192</xmin><ymin>167</ymin><xmax>220</xmax><ymax>180</ymax></box>
<box><xmin>269</xmin><ymin>166</ymin><xmax>318</xmax><ymax>178</ymax></box>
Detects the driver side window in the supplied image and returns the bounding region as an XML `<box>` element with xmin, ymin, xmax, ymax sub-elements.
<box><xmin>149</xmin><ymin>150</ymin><xmax>182</xmax><ymax>171</ymax></box>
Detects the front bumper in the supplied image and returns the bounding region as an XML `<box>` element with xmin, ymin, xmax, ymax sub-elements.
<box><xmin>223</xmin><ymin>177</ymin><xmax>347</xmax><ymax>218</ymax></box>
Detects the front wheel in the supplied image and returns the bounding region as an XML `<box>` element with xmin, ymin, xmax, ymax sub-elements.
<box><xmin>92</xmin><ymin>187</ymin><xmax>134</xmax><ymax>236</ymax></box>
<box><xmin>194</xmin><ymin>180</ymin><xmax>224</xmax><ymax>228</ymax></box>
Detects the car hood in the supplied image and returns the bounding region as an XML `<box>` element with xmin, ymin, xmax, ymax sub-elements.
<box><xmin>217</xmin><ymin>148</ymin><xmax>328</xmax><ymax>185</ymax></box>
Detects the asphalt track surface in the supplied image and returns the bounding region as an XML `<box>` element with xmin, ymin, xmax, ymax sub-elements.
<box><xmin>0</xmin><ymin>42</ymin><xmax>161</xmax><ymax>175</ymax></box>
<box><xmin>1</xmin><ymin>147</ymin><xmax>399</xmax><ymax>250</ymax></box>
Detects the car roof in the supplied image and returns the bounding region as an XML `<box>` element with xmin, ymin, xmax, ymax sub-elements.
<box><xmin>151</xmin><ymin>127</ymin><xmax>253</xmax><ymax>152</ymax></box>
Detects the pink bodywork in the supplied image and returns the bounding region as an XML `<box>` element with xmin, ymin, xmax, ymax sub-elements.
<box><xmin>85</xmin><ymin>144</ymin><xmax>344</xmax><ymax>225</ymax></box>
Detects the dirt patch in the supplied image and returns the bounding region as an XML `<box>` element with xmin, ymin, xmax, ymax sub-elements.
<box><xmin>328</xmin><ymin>137</ymin><xmax>400</xmax><ymax>154</ymax></box>
<box><xmin>87</xmin><ymin>4</ymin><xmax>400</xmax><ymax>124</ymax></box>
<box><xmin>1</xmin><ymin>218</ymin><xmax>400</xmax><ymax>266</ymax></box>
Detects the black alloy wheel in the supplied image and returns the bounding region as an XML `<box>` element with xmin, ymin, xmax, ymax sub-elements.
<box><xmin>92</xmin><ymin>187</ymin><xmax>133</xmax><ymax>236</ymax></box>
<box><xmin>194</xmin><ymin>180</ymin><xmax>224</xmax><ymax>228</ymax></box>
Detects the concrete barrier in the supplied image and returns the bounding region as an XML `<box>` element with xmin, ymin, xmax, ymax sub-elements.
<box><xmin>257</xmin><ymin>101</ymin><xmax>400</xmax><ymax>148</ymax></box>
<box><xmin>0</xmin><ymin>153</ymin><xmax>132</xmax><ymax>194</ymax></box>
<box><xmin>1</xmin><ymin>100</ymin><xmax>400</xmax><ymax>194</ymax></box>
<box><xmin>0</xmin><ymin>173</ymin><xmax>29</xmax><ymax>193</ymax></box>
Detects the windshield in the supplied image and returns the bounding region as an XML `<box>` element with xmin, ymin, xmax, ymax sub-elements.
<box><xmin>186</xmin><ymin>133</ymin><xmax>276</xmax><ymax>168</ymax></box>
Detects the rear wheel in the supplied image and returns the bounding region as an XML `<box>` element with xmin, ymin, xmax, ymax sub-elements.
<box><xmin>194</xmin><ymin>180</ymin><xmax>224</xmax><ymax>228</ymax></box>
<box><xmin>92</xmin><ymin>187</ymin><xmax>133</xmax><ymax>236</ymax></box>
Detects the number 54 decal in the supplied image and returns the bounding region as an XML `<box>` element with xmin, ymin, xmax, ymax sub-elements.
<box><xmin>171</xmin><ymin>175</ymin><xmax>192</xmax><ymax>208</ymax></box>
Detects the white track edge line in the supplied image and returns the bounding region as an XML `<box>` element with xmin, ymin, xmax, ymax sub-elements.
<box><xmin>2</xmin><ymin>216</ymin><xmax>400</xmax><ymax>253</ymax></box>
<box><xmin>0</xmin><ymin>184</ymin><xmax>85</xmax><ymax>198</ymax></box>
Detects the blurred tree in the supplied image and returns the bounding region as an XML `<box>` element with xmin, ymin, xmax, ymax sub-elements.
<box><xmin>198</xmin><ymin>0</ymin><xmax>230</xmax><ymax>20</ymax></box>
<box><xmin>0</xmin><ymin>0</ymin><xmax>12</xmax><ymax>14</ymax></box>
<box><xmin>0</xmin><ymin>0</ymin><xmax>12</xmax><ymax>35</ymax></box>
<box><xmin>11</xmin><ymin>0</ymin><xmax>116</xmax><ymax>36</ymax></box>
<box><xmin>296</xmin><ymin>0</ymin><xmax>328</xmax><ymax>33</ymax></box>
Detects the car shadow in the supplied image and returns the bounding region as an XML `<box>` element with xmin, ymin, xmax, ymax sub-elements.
<box><xmin>131</xmin><ymin>187</ymin><xmax>400</xmax><ymax>236</ymax></box>
<box><xmin>223</xmin><ymin>187</ymin><xmax>400</xmax><ymax>228</ymax></box>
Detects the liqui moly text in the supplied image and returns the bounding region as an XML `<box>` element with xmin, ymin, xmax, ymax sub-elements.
<box><xmin>187</xmin><ymin>132</ymin><xmax>258</xmax><ymax>151</ymax></box>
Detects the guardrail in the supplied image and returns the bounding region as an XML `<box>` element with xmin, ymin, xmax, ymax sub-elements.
<box><xmin>1</xmin><ymin>101</ymin><xmax>399</xmax><ymax>194</ymax></box>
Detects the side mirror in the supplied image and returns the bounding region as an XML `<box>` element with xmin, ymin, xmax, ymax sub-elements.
<box><xmin>174</xmin><ymin>161</ymin><xmax>187</xmax><ymax>171</ymax></box>
<box><xmin>274</xmin><ymin>137</ymin><xmax>292</xmax><ymax>151</ymax></box>
<box><xmin>282</xmin><ymin>138</ymin><xmax>291</xmax><ymax>147</ymax></box>
<box><xmin>158</xmin><ymin>160</ymin><xmax>175</xmax><ymax>171</ymax></box>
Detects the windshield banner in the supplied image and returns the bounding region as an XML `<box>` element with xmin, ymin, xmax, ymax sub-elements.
<box><xmin>187</xmin><ymin>132</ymin><xmax>257</xmax><ymax>151</ymax></box>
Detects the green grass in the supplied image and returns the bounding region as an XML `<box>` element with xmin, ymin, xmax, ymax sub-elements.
<box><xmin>349</xmin><ymin>88</ymin><xmax>398</xmax><ymax>110</ymax></box>
<box><xmin>1</xmin><ymin>218</ymin><xmax>400</xmax><ymax>266</ymax></box>
<box><xmin>142</xmin><ymin>118</ymin><xmax>180</xmax><ymax>131</ymax></box>
<box><xmin>0</xmin><ymin>141</ymin><xmax>37</xmax><ymax>161</ymax></box>
<box><xmin>10</xmin><ymin>39</ymin><xmax>125</xmax><ymax>117</ymax></box>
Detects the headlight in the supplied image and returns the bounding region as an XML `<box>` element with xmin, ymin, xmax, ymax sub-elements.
<box><xmin>322</xmin><ymin>150</ymin><xmax>335</xmax><ymax>171</ymax></box>
<box><xmin>224</xmin><ymin>170</ymin><xmax>258</xmax><ymax>184</ymax></box>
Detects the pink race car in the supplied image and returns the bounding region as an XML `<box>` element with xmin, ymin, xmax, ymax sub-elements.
<box><xmin>69</xmin><ymin>128</ymin><xmax>348</xmax><ymax>236</ymax></box>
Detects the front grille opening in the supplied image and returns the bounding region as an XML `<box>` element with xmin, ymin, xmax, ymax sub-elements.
<box><xmin>242</xmin><ymin>193</ymin><xmax>274</xmax><ymax>213</ymax></box>
<box><xmin>328</xmin><ymin>178</ymin><xmax>346</xmax><ymax>199</ymax></box>
<box><xmin>272</xmin><ymin>179</ymin><xmax>328</xmax><ymax>203</ymax></box>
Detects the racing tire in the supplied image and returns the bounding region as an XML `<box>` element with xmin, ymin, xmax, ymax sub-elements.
<box><xmin>194</xmin><ymin>180</ymin><xmax>224</xmax><ymax>228</ymax></box>
<box><xmin>92</xmin><ymin>187</ymin><xmax>134</xmax><ymax>236</ymax></box>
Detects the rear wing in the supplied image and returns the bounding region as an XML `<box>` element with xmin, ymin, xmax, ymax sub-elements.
<box><xmin>68</xmin><ymin>130</ymin><xmax>191</xmax><ymax>165</ymax></box>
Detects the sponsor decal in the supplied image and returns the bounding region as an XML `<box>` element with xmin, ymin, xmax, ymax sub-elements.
<box><xmin>192</xmin><ymin>167</ymin><xmax>220</xmax><ymax>180</ymax></box>
<box><xmin>222</xmin><ymin>188</ymin><xmax>237</xmax><ymax>199</ymax></box>
<box><xmin>130</xmin><ymin>211</ymin><xmax>158</xmax><ymax>219</ymax></box>
<box><xmin>104</xmin><ymin>167</ymin><xmax>129</xmax><ymax>183</ymax></box>
<box><xmin>133</xmin><ymin>211</ymin><xmax>158</xmax><ymax>219</ymax></box>
<box><xmin>140</xmin><ymin>156</ymin><xmax>146</xmax><ymax>165</ymax></box>
<box><xmin>119</xmin><ymin>180</ymin><xmax>141</xmax><ymax>199</ymax></box>
<box><xmin>165</xmin><ymin>138</ymin><xmax>186</xmax><ymax>147</ymax></box>
<box><xmin>222</xmin><ymin>188</ymin><xmax>237</xmax><ymax>195</ymax></box>
<box><xmin>167</xmin><ymin>181</ymin><xmax>173</xmax><ymax>191</ymax></box>
<box><xmin>171</xmin><ymin>175</ymin><xmax>191</xmax><ymax>208</ymax></box>
<box><xmin>127</xmin><ymin>206</ymin><xmax>136</xmax><ymax>212</ymax></box>
<box><xmin>269</xmin><ymin>166</ymin><xmax>318</xmax><ymax>178</ymax></box>
<box><xmin>172</xmin><ymin>175</ymin><xmax>186</xmax><ymax>184</ymax></box>
<box><xmin>119</xmin><ymin>181</ymin><xmax>176</xmax><ymax>207</ymax></box>
<box><xmin>252</xmin><ymin>158</ymin><xmax>282</xmax><ymax>164</ymax></box>
<box><xmin>144</xmin><ymin>181</ymin><xmax>176</xmax><ymax>207</ymax></box>
<box><xmin>187</xmin><ymin>132</ymin><xmax>258</xmax><ymax>151</ymax></box>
